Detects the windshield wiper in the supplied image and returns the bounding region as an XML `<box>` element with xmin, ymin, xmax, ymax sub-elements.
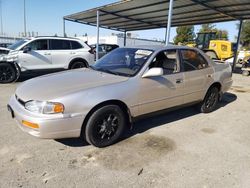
<box><xmin>96</xmin><ymin>68</ymin><xmax>120</xmax><ymax>76</ymax></box>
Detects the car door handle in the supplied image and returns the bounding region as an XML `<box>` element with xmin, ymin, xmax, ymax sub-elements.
<box><xmin>70</xmin><ymin>52</ymin><xmax>76</xmax><ymax>55</ymax></box>
<box><xmin>176</xmin><ymin>79</ymin><xmax>183</xmax><ymax>84</ymax></box>
<box><xmin>44</xmin><ymin>53</ymin><xmax>51</xmax><ymax>55</ymax></box>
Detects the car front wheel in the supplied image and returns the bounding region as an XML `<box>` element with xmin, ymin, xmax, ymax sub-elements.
<box><xmin>85</xmin><ymin>105</ymin><xmax>126</xmax><ymax>147</ymax></box>
<box><xmin>0</xmin><ymin>63</ymin><xmax>17</xmax><ymax>84</ymax></box>
<box><xmin>199</xmin><ymin>87</ymin><xmax>219</xmax><ymax>113</ymax></box>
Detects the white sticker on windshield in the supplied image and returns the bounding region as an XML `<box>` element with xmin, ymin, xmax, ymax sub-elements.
<box><xmin>135</xmin><ymin>50</ymin><xmax>152</xmax><ymax>56</ymax></box>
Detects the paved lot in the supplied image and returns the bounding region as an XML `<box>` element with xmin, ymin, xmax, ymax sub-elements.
<box><xmin>0</xmin><ymin>73</ymin><xmax>250</xmax><ymax>188</ymax></box>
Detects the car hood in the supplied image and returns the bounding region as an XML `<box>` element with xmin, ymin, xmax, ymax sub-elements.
<box><xmin>16</xmin><ymin>68</ymin><xmax>129</xmax><ymax>101</ymax></box>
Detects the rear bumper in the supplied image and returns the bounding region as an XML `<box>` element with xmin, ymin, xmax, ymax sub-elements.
<box><xmin>8</xmin><ymin>95</ymin><xmax>85</xmax><ymax>139</ymax></box>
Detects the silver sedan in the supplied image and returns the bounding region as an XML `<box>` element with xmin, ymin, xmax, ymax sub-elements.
<box><xmin>8</xmin><ymin>45</ymin><xmax>233</xmax><ymax>147</ymax></box>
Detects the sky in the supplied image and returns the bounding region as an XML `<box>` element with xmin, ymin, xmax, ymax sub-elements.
<box><xmin>0</xmin><ymin>0</ymin><xmax>240</xmax><ymax>42</ymax></box>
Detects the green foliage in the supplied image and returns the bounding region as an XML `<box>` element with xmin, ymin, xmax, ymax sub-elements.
<box><xmin>174</xmin><ymin>26</ymin><xmax>195</xmax><ymax>45</ymax></box>
<box><xmin>199</xmin><ymin>24</ymin><xmax>215</xmax><ymax>33</ymax></box>
<box><xmin>240</xmin><ymin>20</ymin><xmax>250</xmax><ymax>50</ymax></box>
<box><xmin>199</xmin><ymin>24</ymin><xmax>228</xmax><ymax>40</ymax></box>
<box><xmin>214</xmin><ymin>29</ymin><xmax>228</xmax><ymax>40</ymax></box>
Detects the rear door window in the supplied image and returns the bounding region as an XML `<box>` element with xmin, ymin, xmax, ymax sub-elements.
<box><xmin>180</xmin><ymin>49</ymin><xmax>208</xmax><ymax>71</ymax></box>
<box><xmin>50</xmin><ymin>39</ymin><xmax>71</xmax><ymax>50</ymax></box>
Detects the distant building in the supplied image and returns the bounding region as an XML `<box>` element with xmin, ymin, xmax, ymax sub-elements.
<box><xmin>0</xmin><ymin>35</ymin><xmax>22</xmax><ymax>44</ymax></box>
<box><xmin>78</xmin><ymin>35</ymin><xmax>164</xmax><ymax>47</ymax></box>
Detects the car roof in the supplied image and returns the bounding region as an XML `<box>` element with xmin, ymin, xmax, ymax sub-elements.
<box><xmin>24</xmin><ymin>36</ymin><xmax>81</xmax><ymax>41</ymax></box>
<box><xmin>123</xmin><ymin>45</ymin><xmax>195</xmax><ymax>51</ymax></box>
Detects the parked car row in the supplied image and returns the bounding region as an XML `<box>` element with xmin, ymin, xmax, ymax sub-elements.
<box><xmin>90</xmin><ymin>43</ymin><xmax>119</xmax><ymax>59</ymax></box>
<box><xmin>0</xmin><ymin>37</ymin><xmax>121</xmax><ymax>83</ymax></box>
<box><xmin>7</xmin><ymin>45</ymin><xmax>233</xmax><ymax>147</ymax></box>
<box><xmin>0</xmin><ymin>36</ymin><xmax>97</xmax><ymax>83</ymax></box>
<box><xmin>0</xmin><ymin>47</ymin><xmax>10</xmax><ymax>55</ymax></box>
<box><xmin>0</xmin><ymin>42</ymin><xmax>12</xmax><ymax>48</ymax></box>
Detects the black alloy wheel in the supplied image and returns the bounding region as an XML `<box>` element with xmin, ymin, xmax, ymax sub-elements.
<box><xmin>199</xmin><ymin>87</ymin><xmax>219</xmax><ymax>113</ymax></box>
<box><xmin>0</xmin><ymin>63</ymin><xmax>17</xmax><ymax>83</ymax></box>
<box><xmin>85</xmin><ymin>105</ymin><xmax>126</xmax><ymax>147</ymax></box>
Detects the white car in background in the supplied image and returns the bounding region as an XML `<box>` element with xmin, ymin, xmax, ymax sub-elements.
<box><xmin>0</xmin><ymin>47</ymin><xmax>10</xmax><ymax>55</ymax></box>
<box><xmin>0</xmin><ymin>36</ymin><xmax>95</xmax><ymax>83</ymax></box>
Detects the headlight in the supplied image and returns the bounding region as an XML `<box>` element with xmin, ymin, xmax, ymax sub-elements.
<box><xmin>25</xmin><ymin>100</ymin><xmax>64</xmax><ymax>114</ymax></box>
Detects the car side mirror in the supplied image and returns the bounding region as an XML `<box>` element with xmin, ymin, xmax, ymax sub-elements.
<box><xmin>142</xmin><ymin>67</ymin><xmax>163</xmax><ymax>78</ymax></box>
<box><xmin>23</xmin><ymin>46</ymin><xmax>31</xmax><ymax>53</ymax></box>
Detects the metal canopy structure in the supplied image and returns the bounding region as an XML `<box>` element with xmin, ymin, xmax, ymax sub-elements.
<box><xmin>64</xmin><ymin>0</ymin><xmax>250</xmax><ymax>32</ymax></box>
<box><xmin>64</xmin><ymin>0</ymin><xmax>250</xmax><ymax>64</ymax></box>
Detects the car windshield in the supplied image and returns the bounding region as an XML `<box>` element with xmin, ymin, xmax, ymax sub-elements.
<box><xmin>8</xmin><ymin>39</ymin><xmax>28</xmax><ymax>50</ymax></box>
<box><xmin>92</xmin><ymin>48</ymin><xmax>153</xmax><ymax>77</ymax></box>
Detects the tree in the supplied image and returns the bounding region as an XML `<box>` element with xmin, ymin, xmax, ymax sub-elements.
<box><xmin>199</xmin><ymin>24</ymin><xmax>215</xmax><ymax>33</ymax></box>
<box><xmin>240</xmin><ymin>20</ymin><xmax>250</xmax><ymax>49</ymax></box>
<box><xmin>214</xmin><ymin>29</ymin><xmax>228</xmax><ymax>40</ymax></box>
<box><xmin>174</xmin><ymin>26</ymin><xmax>195</xmax><ymax>45</ymax></box>
<box><xmin>199</xmin><ymin>24</ymin><xmax>228</xmax><ymax>40</ymax></box>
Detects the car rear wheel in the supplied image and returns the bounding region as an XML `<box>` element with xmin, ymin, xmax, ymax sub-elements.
<box><xmin>199</xmin><ymin>87</ymin><xmax>219</xmax><ymax>113</ymax></box>
<box><xmin>85</xmin><ymin>105</ymin><xmax>126</xmax><ymax>147</ymax></box>
<box><xmin>70</xmin><ymin>61</ymin><xmax>86</xmax><ymax>69</ymax></box>
<box><xmin>0</xmin><ymin>63</ymin><xmax>17</xmax><ymax>84</ymax></box>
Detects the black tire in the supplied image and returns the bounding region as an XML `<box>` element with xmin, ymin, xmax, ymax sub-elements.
<box><xmin>198</xmin><ymin>87</ymin><xmax>219</xmax><ymax>113</ymax></box>
<box><xmin>85</xmin><ymin>105</ymin><xmax>126</xmax><ymax>148</ymax></box>
<box><xmin>0</xmin><ymin>63</ymin><xmax>17</xmax><ymax>84</ymax></box>
<box><xmin>70</xmin><ymin>60</ymin><xmax>86</xmax><ymax>69</ymax></box>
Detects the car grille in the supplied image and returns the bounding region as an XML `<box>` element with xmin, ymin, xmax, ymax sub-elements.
<box><xmin>15</xmin><ymin>95</ymin><xmax>25</xmax><ymax>106</ymax></box>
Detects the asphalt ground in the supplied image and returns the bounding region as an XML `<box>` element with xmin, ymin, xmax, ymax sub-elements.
<box><xmin>0</xmin><ymin>73</ymin><xmax>250</xmax><ymax>188</ymax></box>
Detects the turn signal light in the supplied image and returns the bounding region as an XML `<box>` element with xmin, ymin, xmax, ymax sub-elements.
<box><xmin>22</xmin><ymin>120</ymin><xmax>39</xmax><ymax>129</ymax></box>
<box><xmin>53</xmin><ymin>103</ymin><xmax>64</xmax><ymax>113</ymax></box>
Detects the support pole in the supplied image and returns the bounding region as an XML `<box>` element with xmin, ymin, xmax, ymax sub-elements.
<box><xmin>165</xmin><ymin>0</ymin><xmax>174</xmax><ymax>46</ymax></box>
<box><xmin>63</xmin><ymin>18</ymin><xmax>66</xmax><ymax>37</ymax></box>
<box><xmin>0</xmin><ymin>0</ymin><xmax>3</xmax><ymax>35</ymax></box>
<box><xmin>124</xmin><ymin>31</ymin><xmax>127</xmax><ymax>46</ymax></box>
<box><xmin>24</xmin><ymin>0</ymin><xmax>27</xmax><ymax>37</ymax></box>
<box><xmin>96</xmin><ymin>10</ymin><xmax>100</xmax><ymax>61</ymax></box>
<box><xmin>232</xmin><ymin>20</ymin><xmax>243</xmax><ymax>71</ymax></box>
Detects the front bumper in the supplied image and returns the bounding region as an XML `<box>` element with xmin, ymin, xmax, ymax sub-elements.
<box><xmin>8</xmin><ymin>95</ymin><xmax>85</xmax><ymax>139</ymax></box>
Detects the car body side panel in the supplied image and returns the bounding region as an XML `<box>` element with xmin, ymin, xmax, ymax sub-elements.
<box><xmin>52</xmin><ymin>78</ymin><xmax>140</xmax><ymax>118</ymax></box>
<box><xmin>138</xmin><ymin>72</ymin><xmax>185</xmax><ymax>115</ymax></box>
<box><xmin>183</xmin><ymin>67</ymin><xmax>214</xmax><ymax>104</ymax></box>
<box><xmin>17</xmin><ymin>50</ymin><xmax>53</xmax><ymax>70</ymax></box>
<box><xmin>211</xmin><ymin>61</ymin><xmax>233</xmax><ymax>94</ymax></box>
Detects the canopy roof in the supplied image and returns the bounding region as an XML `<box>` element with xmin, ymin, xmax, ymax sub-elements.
<box><xmin>64</xmin><ymin>0</ymin><xmax>250</xmax><ymax>32</ymax></box>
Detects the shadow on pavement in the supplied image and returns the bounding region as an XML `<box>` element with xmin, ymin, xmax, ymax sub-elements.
<box><xmin>56</xmin><ymin>92</ymin><xmax>237</xmax><ymax>147</ymax></box>
<box><xmin>233</xmin><ymin>64</ymin><xmax>243</xmax><ymax>75</ymax></box>
<box><xmin>55</xmin><ymin>137</ymin><xmax>88</xmax><ymax>147</ymax></box>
